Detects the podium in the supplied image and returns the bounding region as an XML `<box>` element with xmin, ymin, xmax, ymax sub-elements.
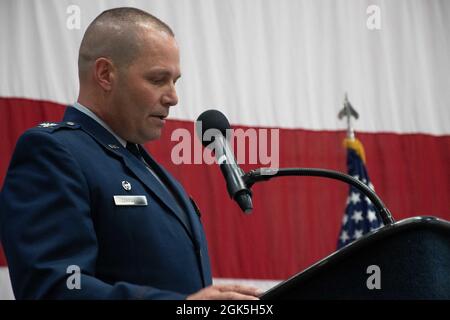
<box><xmin>261</xmin><ymin>216</ymin><xmax>450</xmax><ymax>299</ymax></box>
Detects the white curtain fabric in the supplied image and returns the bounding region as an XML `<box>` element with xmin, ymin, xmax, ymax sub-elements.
<box><xmin>0</xmin><ymin>0</ymin><xmax>449</xmax><ymax>134</ymax></box>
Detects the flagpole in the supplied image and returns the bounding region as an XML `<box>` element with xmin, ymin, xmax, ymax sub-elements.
<box><xmin>243</xmin><ymin>93</ymin><xmax>394</xmax><ymax>226</ymax></box>
<box><xmin>338</xmin><ymin>93</ymin><xmax>359</xmax><ymax>140</ymax></box>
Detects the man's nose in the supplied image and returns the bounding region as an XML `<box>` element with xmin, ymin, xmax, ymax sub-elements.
<box><xmin>162</xmin><ymin>84</ymin><xmax>178</xmax><ymax>107</ymax></box>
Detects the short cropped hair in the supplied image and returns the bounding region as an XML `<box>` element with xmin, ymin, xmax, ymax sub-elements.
<box><xmin>78</xmin><ymin>7</ymin><xmax>174</xmax><ymax>79</ymax></box>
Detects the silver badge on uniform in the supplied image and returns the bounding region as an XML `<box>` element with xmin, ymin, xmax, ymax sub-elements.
<box><xmin>122</xmin><ymin>181</ymin><xmax>132</xmax><ymax>191</ymax></box>
<box><xmin>113</xmin><ymin>195</ymin><xmax>148</xmax><ymax>206</ymax></box>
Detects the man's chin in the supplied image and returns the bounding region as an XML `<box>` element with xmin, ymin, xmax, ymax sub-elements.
<box><xmin>140</xmin><ymin>131</ymin><xmax>162</xmax><ymax>144</ymax></box>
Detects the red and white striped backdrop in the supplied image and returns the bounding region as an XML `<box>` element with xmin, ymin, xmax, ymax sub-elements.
<box><xmin>1</xmin><ymin>0</ymin><xmax>449</xmax><ymax>299</ymax></box>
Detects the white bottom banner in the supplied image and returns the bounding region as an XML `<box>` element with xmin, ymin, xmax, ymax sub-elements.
<box><xmin>212</xmin><ymin>278</ymin><xmax>282</xmax><ymax>292</ymax></box>
<box><xmin>0</xmin><ymin>267</ymin><xmax>281</xmax><ymax>300</ymax></box>
<box><xmin>0</xmin><ymin>267</ymin><xmax>14</xmax><ymax>300</ymax></box>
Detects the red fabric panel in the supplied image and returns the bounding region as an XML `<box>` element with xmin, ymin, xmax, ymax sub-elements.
<box><xmin>1</xmin><ymin>98</ymin><xmax>449</xmax><ymax>281</ymax></box>
<box><xmin>154</xmin><ymin>125</ymin><xmax>450</xmax><ymax>279</ymax></box>
<box><xmin>0</xmin><ymin>98</ymin><xmax>66</xmax><ymax>179</ymax></box>
<box><xmin>0</xmin><ymin>98</ymin><xmax>66</xmax><ymax>267</ymax></box>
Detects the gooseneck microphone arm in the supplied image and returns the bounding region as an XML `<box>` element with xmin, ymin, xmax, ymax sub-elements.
<box><xmin>196</xmin><ymin>109</ymin><xmax>394</xmax><ymax>225</ymax></box>
<box><xmin>243</xmin><ymin>167</ymin><xmax>395</xmax><ymax>225</ymax></box>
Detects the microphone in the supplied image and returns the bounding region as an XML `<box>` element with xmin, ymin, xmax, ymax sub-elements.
<box><xmin>196</xmin><ymin>110</ymin><xmax>253</xmax><ymax>213</ymax></box>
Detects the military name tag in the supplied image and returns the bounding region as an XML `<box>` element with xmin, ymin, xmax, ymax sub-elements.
<box><xmin>113</xmin><ymin>195</ymin><xmax>148</xmax><ymax>206</ymax></box>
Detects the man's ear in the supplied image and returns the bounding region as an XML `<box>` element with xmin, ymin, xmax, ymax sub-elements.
<box><xmin>94</xmin><ymin>57</ymin><xmax>115</xmax><ymax>91</ymax></box>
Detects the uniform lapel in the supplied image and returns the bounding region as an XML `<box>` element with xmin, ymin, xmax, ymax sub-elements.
<box><xmin>139</xmin><ymin>147</ymin><xmax>204</xmax><ymax>247</ymax></box>
<box><xmin>140</xmin><ymin>149</ymin><xmax>210</xmax><ymax>286</ymax></box>
<box><xmin>63</xmin><ymin>107</ymin><xmax>196</xmax><ymax>242</ymax></box>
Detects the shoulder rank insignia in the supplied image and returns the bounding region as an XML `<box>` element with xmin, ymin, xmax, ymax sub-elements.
<box><xmin>38</xmin><ymin>122</ymin><xmax>58</xmax><ymax>128</ymax></box>
<box><xmin>35</xmin><ymin>121</ymin><xmax>80</xmax><ymax>131</ymax></box>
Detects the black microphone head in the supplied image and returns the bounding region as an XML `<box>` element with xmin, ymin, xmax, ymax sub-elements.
<box><xmin>196</xmin><ymin>109</ymin><xmax>231</xmax><ymax>147</ymax></box>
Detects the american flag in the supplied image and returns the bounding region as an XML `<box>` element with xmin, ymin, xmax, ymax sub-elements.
<box><xmin>337</xmin><ymin>138</ymin><xmax>383</xmax><ymax>249</ymax></box>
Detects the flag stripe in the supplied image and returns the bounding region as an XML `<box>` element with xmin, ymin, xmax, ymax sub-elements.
<box><xmin>1</xmin><ymin>1</ymin><xmax>450</xmax><ymax>134</ymax></box>
<box><xmin>1</xmin><ymin>97</ymin><xmax>449</xmax><ymax>281</ymax></box>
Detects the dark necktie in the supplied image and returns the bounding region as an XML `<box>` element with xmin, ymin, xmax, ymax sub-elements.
<box><xmin>125</xmin><ymin>142</ymin><xmax>192</xmax><ymax>232</ymax></box>
<box><xmin>126</xmin><ymin>142</ymin><xmax>162</xmax><ymax>182</ymax></box>
<box><xmin>126</xmin><ymin>142</ymin><xmax>144</xmax><ymax>161</ymax></box>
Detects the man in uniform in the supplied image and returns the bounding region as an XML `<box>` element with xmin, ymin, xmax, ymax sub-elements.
<box><xmin>0</xmin><ymin>7</ymin><xmax>261</xmax><ymax>300</ymax></box>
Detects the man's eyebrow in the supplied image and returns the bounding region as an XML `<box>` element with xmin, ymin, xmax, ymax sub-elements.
<box><xmin>146</xmin><ymin>69</ymin><xmax>181</xmax><ymax>80</ymax></box>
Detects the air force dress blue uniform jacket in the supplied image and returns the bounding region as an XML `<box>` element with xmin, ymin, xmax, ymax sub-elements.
<box><xmin>0</xmin><ymin>106</ymin><xmax>212</xmax><ymax>299</ymax></box>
